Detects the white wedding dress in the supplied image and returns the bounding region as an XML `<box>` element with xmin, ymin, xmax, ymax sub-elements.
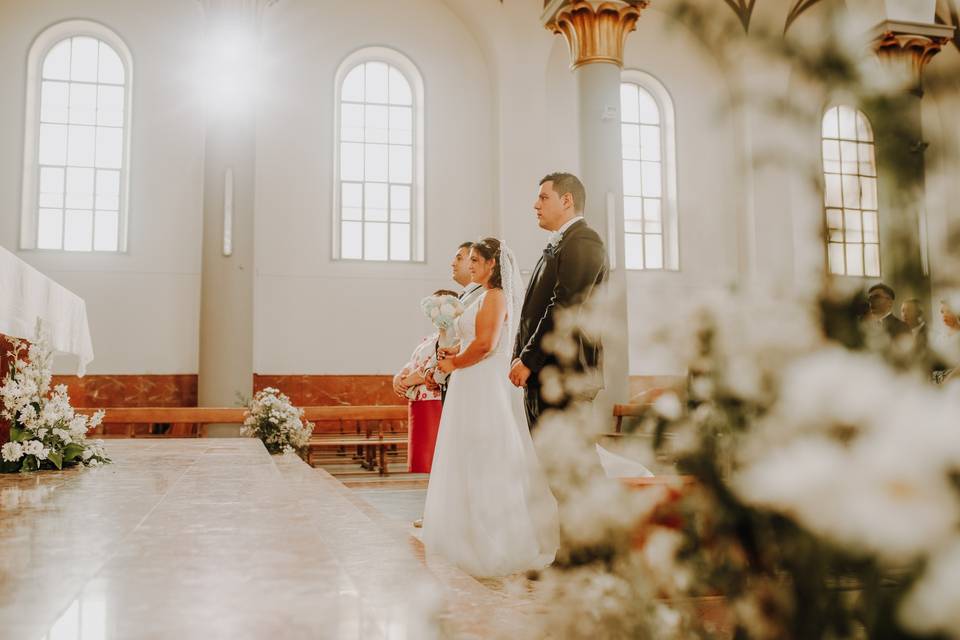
<box><xmin>422</xmin><ymin>283</ymin><xmax>560</xmax><ymax>577</ymax></box>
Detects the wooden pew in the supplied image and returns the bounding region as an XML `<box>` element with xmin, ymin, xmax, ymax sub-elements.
<box><xmin>75</xmin><ymin>405</ymin><xmax>409</xmax><ymax>475</ymax></box>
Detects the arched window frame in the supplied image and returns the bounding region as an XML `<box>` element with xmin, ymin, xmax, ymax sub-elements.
<box><xmin>20</xmin><ymin>20</ymin><xmax>133</xmax><ymax>252</ymax></box>
<box><xmin>332</xmin><ymin>47</ymin><xmax>425</xmax><ymax>262</ymax></box>
<box><xmin>821</xmin><ymin>105</ymin><xmax>881</xmax><ymax>278</ymax></box>
<box><xmin>620</xmin><ymin>69</ymin><xmax>679</xmax><ymax>271</ymax></box>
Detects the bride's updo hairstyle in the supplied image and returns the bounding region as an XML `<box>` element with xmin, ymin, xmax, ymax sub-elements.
<box><xmin>471</xmin><ymin>237</ymin><xmax>502</xmax><ymax>289</ymax></box>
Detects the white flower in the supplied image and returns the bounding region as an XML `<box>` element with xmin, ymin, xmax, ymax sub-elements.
<box><xmin>1</xmin><ymin>442</ymin><xmax>23</xmax><ymax>462</ymax></box>
<box><xmin>652</xmin><ymin>392</ymin><xmax>682</xmax><ymax>421</ymax></box>
<box><xmin>900</xmin><ymin>540</ymin><xmax>960</xmax><ymax>636</ymax></box>
<box><xmin>439</xmin><ymin>303</ymin><xmax>454</xmax><ymax>316</ymax></box>
<box><xmin>23</xmin><ymin>440</ymin><xmax>45</xmax><ymax>458</ymax></box>
<box><xmin>82</xmin><ymin>448</ymin><xmax>94</xmax><ymax>461</ymax></box>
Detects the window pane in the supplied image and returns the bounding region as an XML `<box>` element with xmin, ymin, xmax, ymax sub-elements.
<box><xmin>864</xmin><ymin>244</ymin><xmax>880</xmax><ymax>276</ymax></box>
<box><xmin>861</xmin><ymin>176</ymin><xmax>877</xmax><ymax>210</ymax></box>
<box><xmin>340</xmin><ymin>143</ymin><xmax>363</xmax><ymax>181</ymax></box>
<box><xmin>389</xmin><ymin>106</ymin><xmax>412</xmax><ymax>145</ymax></box>
<box><xmin>844</xmin><ymin>209</ymin><xmax>862</xmax><ymax>243</ymax></box>
<box><xmin>388</xmin><ymin>67</ymin><xmax>412</xmax><ymax>105</ymax></box>
<box><xmin>821</xmin><ymin>140</ymin><xmax>840</xmax><ymax>173</ymax></box>
<box><xmin>623</xmin><ymin>160</ymin><xmax>642</xmax><ymax>196</ymax></box>
<box><xmin>389</xmin><ymin>146</ymin><xmax>411</xmax><ymax>184</ymax></box>
<box><xmin>625</xmin><ymin>219</ymin><xmax>643</xmax><ymax>233</ymax></box>
<box><xmin>64</xmin><ymin>209</ymin><xmax>93</xmax><ymax>251</ymax></box>
<box><xmin>43</xmin><ymin>40</ymin><xmax>71</xmax><ymax>81</ymax></box>
<box><xmin>69</xmin><ymin>83</ymin><xmax>97</xmax><ymax>125</ymax></box>
<box><xmin>365</xmin><ymin>62</ymin><xmax>388</xmax><ymax>104</ymax></box>
<box><xmin>841</xmin><ymin>174</ymin><xmax>860</xmax><ymax>209</ymax></box>
<box><xmin>390</xmin><ymin>223</ymin><xmax>410</xmax><ymax>260</ymax></box>
<box><xmin>838</xmin><ymin>105</ymin><xmax>857</xmax><ymax>139</ymax></box>
<box><xmin>365</xmin><ymin>104</ymin><xmax>389</xmax><ymax>143</ymax></box>
<box><xmin>365</xmin><ymin>144</ymin><xmax>388</xmax><ymax>182</ymax></box>
<box><xmin>98</xmin><ymin>42</ymin><xmax>124</xmax><ymax>84</ymax></box>
<box><xmin>826</xmin><ymin>208</ymin><xmax>843</xmax><ymax>241</ymax></box>
<box><xmin>644</xmin><ymin>234</ymin><xmax>663</xmax><ymax>269</ymax></box>
<box><xmin>644</xmin><ymin>198</ymin><xmax>661</xmax><ymax>222</ymax></box>
<box><xmin>640</xmin><ymin>125</ymin><xmax>660</xmax><ymax>162</ymax></box>
<box><xmin>645</xmin><ymin>220</ymin><xmax>662</xmax><ymax>234</ymax></box>
<box><xmin>96</xmin><ymin>85</ymin><xmax>124</xmax><ymax>127</ymax></box>
<box><xmin>70</xmin><ymin>37</ymin><xmax>99</xmax><ymax>83</ymax></box>
<box><xmin>341</xmin><ymin>103</ymin><xmax>364</xmax><ymax>142</ymax></box>
<box><xmin>38</xmin><ymin>209</ymin><xmax>64</xmax><ymax>249</ymax></box>
<box><xmin>364</xmin><ymin>222</ymin><xmax>388</xmax><ymax>260</ymax></box>
<box><xmin>95</xmin><ymin>127</ymin><xmax>123</xmax><ymax>169</ymax></box>
<box><xmin>641</xmin><ymin>162</ymin><xmax>661</xmax><ymax>198</ymax></box>
<box><xmin>824</xmin><ymin>174</ymin><xmax>842</xmax><ymax>208</ymax></box>
<box><xmin>41</xmin><ymin>81</ymin><xmax>69</xmax><ymax>123</ymax></box>
<box><xmin>341</xmin><ymin>221</ymin><xmax>362</xmax><ymax>259</ymax></box>
<box><xmin>391</xmin><ymin>185</ymin><xmax>410</xmax><ymax>222</ymax></box>
<box><xmin>94</xmin><ymin>211</ymin><xmax>118</xmax><ymax>251</ymax></box>
<box><xmin>621</xmin><ymin>124</ymin><xmax>640</xmax><ymax>160</ymax></box>
<box><xmin>365</xmin><ymin>183</ymin><xmax>388</xmax><ymax>221</ymax></box>
<box><xmin>39</xmin><ymin>123</ymin><xmax>68</xmax><ymax>165</ymax></box>
<box><xmin>822</xmin><ymin>107</ymin><xmax>839</xmax><ymax>138</ymax></box>
<box><xmin>624</xmin><ymin>196</ymin><xmax>642</xmax><ymax>220</ymax></box>
<box><xmin>624</xmin><ymin>234</ymin><xmax>643</xmax><ymax>269</ymax></box>
<box><xmin>856</xmin><ymin>111</ymin><xmax>873</xmax><ymax>141</ymax></box>
<box><xmin>862</xmin><ymin>211</ymin><xmax>878</xmax><ymax>243</ymax></box>
<box><xmin>637</xmin><ymin>89</ymin><xmax>659</xmax><ymax>125</ymax></box>
<box><xmin>342</xmin><ymin>65</ymin><xmax>364</xmax><ymax>102</ymax></box>
<box><xmin>65</xmin><ymin>167</ymin><xmax>94</xmax><ymax>209</ymax></box>
<box><xmin>827</xmin><ymin>242</ymin><xmax>844</xmax><ymax>274</ymax></box>
<box><xmin>620</xmin><ymin>84</ymin><xmax>639</xmax><ymax>123</ymax></box>
<box><xmin>845</xmin><ymin>243</ymin><xmax>863</xmax><ymax>276</ymax></box>
<box><xmin>39</xmin><ymin>167</ymin><xmax>64</xmax><ymax>208</ymax></box>
<box><xmin>858</xmin><ymin>143</ymin><xmax>876</xmax><ymax>176</ymax></box>
<box><xmin>96</xmin><ymin>168</ymin><xmax>120</xmax><ymax>196</ymax></box>
<box><xmin>839</xmin><ymin>141</ymin><xmax>858</xmax><ymax>174</ymax></box>
<box><xmin>67</xmin><ymin>125</ymin><xmax>95</xmax><ymax>166</ymax></box>
<box><xmin>342</xmin><ymin>182</ymin><xmax>362</xmax><ymax>207</ymax></box>
<box><xmin>342</xmin><ymin>206</ymin><xmax>362</xmax><ymax>221</ymax></box>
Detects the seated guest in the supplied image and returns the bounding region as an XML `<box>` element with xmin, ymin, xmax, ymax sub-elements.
<box><xmin>392</xmin><ymin>289</ymin><xmax>460</xmax><ymax>475</ymax></box>
<box><xmin>901</xmin><ymin>298</ymin><xmax>928</xmax><ymax>358</ymax></box>
<box><xmin>861</xmin><ymin>283</ymin><xmax>910</xmax><ymax>341</ymax></box>
<box><xmin>932</xmin><ymin>301</ymin><xmax>960</xmax><ymax>384</ymax></box>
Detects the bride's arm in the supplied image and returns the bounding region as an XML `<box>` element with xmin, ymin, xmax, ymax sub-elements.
<box><xmin>441</xmin><ymin>290</ymin><xmax>505</xmax><ymax>372</ymax></box>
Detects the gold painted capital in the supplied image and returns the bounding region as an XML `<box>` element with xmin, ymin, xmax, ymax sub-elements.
<box><xmin>546</xmin><ymin>1</ymin><xmax>648</xmax><ymax>70</ymax></box>
<box><xmin>873</xmin><ymin>30</ymin><xmax>950</xmax><ymax>84</ymax></box>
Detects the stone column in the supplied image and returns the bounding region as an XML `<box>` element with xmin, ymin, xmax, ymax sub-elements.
<box><xmin>196</xmin><ymin>0</ymin><xmax>276</xmax><ymax>434</ymax></box>
<box><xmin>866</xmin><ymin>21</ymin><xmax>952</xmax><ymax>309</ymax></box>
<box><xmin>543</xmin><ymin>1</ymin><xmax>646</xmax><ymax>416</ymax></box>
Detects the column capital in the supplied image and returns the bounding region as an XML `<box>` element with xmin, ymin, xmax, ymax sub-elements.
<box><xmin>869</xmin><ymin>20</ymin><xmax>954</xmax><ymax>87</ymax></box>
<box><xmin>543</xmin><ymin>1</ymin><xmax>648</xmax><ymax>70</ymax></box>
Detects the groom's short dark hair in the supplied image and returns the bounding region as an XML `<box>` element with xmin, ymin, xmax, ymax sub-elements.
<box><xmin>540</xmin><ymin>172</ymin><xmax>586</xmax><ymax>214</ymax></box>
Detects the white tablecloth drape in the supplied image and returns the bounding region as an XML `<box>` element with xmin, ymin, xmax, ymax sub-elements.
<box><xmin>0</xmin><ymin>245</ymin><xmax>94</xmax><ymax>376</ymax></box>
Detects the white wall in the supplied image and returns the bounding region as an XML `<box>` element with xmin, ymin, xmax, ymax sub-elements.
<box><xmin>252</xmin><ymin>0</ymin><xmax>496</xmax><ymax>374</ymax></box>
<box><xmin>0</xmin><ymin>0</ymin><xmax>205</xmax><ymax>375</ymax></box>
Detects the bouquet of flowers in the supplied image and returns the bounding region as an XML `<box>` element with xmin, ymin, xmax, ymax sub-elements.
<box><xmin>419</xmin><ymin>294</ymin><xmax>465</xmax><ymax>388</ymax></box>
<box><xmin>241</xmin><ymin>387</ymin><xmax>313</xmax><ymax>455</ymax></box>
<box><xmin>1</xmin><ymin>329</ymin><xmax>109</xmax><ymax>473</ymax></box>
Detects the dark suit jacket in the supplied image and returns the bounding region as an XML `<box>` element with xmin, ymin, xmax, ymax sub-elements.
<box><xmin>882</xmin><ymin>314</ymin><xmax>910</xmax><ymax>339</ymax></box>
<box><xmin>513</xmin><ymin>219</ymin><xmax>608</xmax><ymax>392</ymax></box>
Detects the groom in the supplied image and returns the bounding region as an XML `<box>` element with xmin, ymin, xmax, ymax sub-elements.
<box><xmin>509</xmin><ymin>172</ymin><xmax>608</xmax><ymax>431</ymax></box>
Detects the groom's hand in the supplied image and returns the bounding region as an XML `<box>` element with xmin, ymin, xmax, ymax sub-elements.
<box><xmin>509</xmin><ymin>358</ymin><xmax>531</xmax><ymax>388</ymax></box>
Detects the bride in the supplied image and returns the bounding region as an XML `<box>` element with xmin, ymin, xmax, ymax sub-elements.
<box><xmin>424</xmin><ymin>237</ymin><xmax>559</xmax><ymax>577</ymax></box>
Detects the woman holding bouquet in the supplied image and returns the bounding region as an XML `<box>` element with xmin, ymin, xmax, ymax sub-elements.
<box><xmin>422</xmin><ymin>238</ymin><xmax>559</xmax><ymax>578</ymax></box>
<box><xmin>393</xmin><ymin>289</ymin><xmax>460</xmax><ymax>473</ymax></box>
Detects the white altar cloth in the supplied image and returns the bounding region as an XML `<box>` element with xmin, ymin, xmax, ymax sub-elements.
<box><xmin>0</xmin><ymin>245</ymin><xmax>94</xmax><ymax>375</ymax></box>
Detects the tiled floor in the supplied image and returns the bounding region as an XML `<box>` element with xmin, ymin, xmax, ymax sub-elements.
<box><xmin>0</xmin><ymin>439</ymin><xmax>541</xmax><ymax>639</ymax></box>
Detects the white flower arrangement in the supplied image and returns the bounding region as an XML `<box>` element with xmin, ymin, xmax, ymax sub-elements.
<box><xmin>420</xmin><ymin>294</ymin><xmax>464</xmax><ymax>344</ymax></box>
<box><xmin>1</xmin><ymin>328</ymin><xmax>108</xmax><ymax>473</ymax></box>
<box><xmin>241</xmin><ymin>387</ymin><xmax>313</xmax><ymax>455</ymax></box>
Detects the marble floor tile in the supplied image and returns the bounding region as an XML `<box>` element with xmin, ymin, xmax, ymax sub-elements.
<box><xmin>0</xmin><ymin>439</ymin><xmax>543</xmax><ymax>640</ymax></box>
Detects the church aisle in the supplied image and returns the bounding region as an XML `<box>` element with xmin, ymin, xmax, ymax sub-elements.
<box><xmin>0</xmin><ymin>439</ymin><xmax>541</xmax><ymax>639</ymax></box>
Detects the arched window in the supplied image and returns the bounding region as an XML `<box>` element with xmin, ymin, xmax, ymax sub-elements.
<box><xmin>620</xmin><ymin>71</ymin><xmax>679</xmax><ymax>270</ymax></box>
<box><xmin>21</xmin><ymin>21</ymin><xmax>133</xmax><ymax>252</ymax></box>
<box><xmin>821</xmin><ymin>105</ymin><xmax>880</xmax><ymax>277</ymax></box>
<box><xmin>333</xmin><ymin>48</ymin><xmax>425</xmax><ymax>262</ymax></box>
